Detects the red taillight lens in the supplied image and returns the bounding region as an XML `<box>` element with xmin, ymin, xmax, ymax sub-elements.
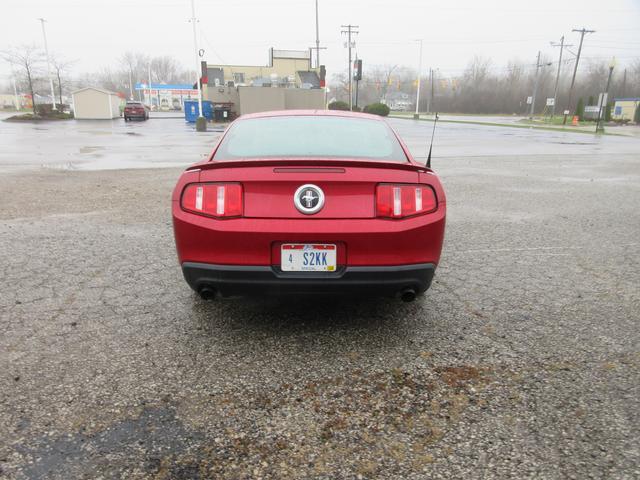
<box><xmin>376</xmin><ymin>184</ymin><xmax>437</xmax><ymax>218</ymax></box>
<box><xmin>181</xmin><ymin>183</ymin><xmax>243</xmax><ymax>218</ymax></box>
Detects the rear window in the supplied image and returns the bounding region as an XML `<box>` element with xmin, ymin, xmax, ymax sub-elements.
<box><xmin>126</xmin><ymin>102</ymin><xmax>143</xmax><ymax>106</ymax></box>
<box><xmin>212</xmin><ymin>116</ymin><xmax>408</xmax><ymax>162</ymax></box>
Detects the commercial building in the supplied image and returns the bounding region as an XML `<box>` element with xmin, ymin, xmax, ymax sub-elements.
<box><xmin>134</xmin><ymin>83</ymin><xmax>199</xmax><ymax>111</ymax></box>
<box><xmin>612</xmin><ymin>98</ymin><xmax>639</xmax><ymax>122</ymax></box>
<box><xmin>202</xmin><ymin>48</ymin><xmax>325</xmax><ymax>117</ymax></box>
<box><xmin>72</xmin><ymin>87</ymin><xmax>121</xmax><ymax>120</ymax></box>
<box><xmin>206</xmin><ymin>48</ymin><xmax>319</xmax><ymax>88</ymax></box>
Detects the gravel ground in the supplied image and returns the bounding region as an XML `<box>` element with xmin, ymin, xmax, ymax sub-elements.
<box><xmin>1</xmin><ymin>149</ymin><xmax>639</xmax><ymax>479</ymax></box>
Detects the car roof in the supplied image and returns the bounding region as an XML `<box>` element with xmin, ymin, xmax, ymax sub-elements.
<box><xmin>238</xmin><ymin>109</ymin><xmax>385</xmax><ymax>121</ymax></box>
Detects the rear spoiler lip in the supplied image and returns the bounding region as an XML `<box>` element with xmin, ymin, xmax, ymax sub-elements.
<box><xmin>187</xmin><ymin>158</ymin><xmax>433</xmax><ymax>174</ymax></box>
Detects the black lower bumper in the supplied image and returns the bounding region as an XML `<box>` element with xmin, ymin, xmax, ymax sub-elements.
<box><xmin>182</xmin><ymin>262</ymin><xmax>436</xmax><ymax>298</ymax></box>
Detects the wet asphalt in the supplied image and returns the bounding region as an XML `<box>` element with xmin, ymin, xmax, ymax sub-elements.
<box><xmin>0</xmin><ymin>115</ymin><xmax>639</xmax><ymax>479</ymax></box>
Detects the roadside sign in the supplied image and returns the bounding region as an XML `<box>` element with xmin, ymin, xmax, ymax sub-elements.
<box><xmin>526</xmin><ymin>96</ymin><xmax>533</xmax><ymax>105</ymax></box>
<box><xmin>546</xmin><ymin>98</ymin><xmax>555</xmax><ymax>106</ymax></box>
<box><xmin>563</xmin><ymin>110</ymin><xmax>570</xmax><ymax>115</ymax></box>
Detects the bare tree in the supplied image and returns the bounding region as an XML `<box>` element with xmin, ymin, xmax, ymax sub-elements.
<box><xmin>464</xmin><ymin>55</ymin><xmax>492</xmax><ymax>85</ymax></box>
<box><xmin>120</xmin><ymin>51</ymin><xmax>150</xmax><ymax>100</ymax></box>
<box><xmin>51</xmin><ymin>56</ymin><xmax>76</xmax><ymax>106</ymax></box>
<box><xmin>151</xmin><ymin>55</ymin><xmax>181</xmax><ymax>83</ymax></box>
<box><xmin>1</xmin><ymin>44</ymin><xmax>44</xmax><ymax>115</ymax></box>
<box><xmin>329</xmin><ymin>72</ymin><xmax>350</xmax><ymax>102</ymax></box>
<box><xmin>368</xmin><ymin>65</ymin><xmax>399</xmax><ymax>102</ymax></box>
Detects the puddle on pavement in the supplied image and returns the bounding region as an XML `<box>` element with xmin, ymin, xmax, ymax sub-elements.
<box><xmin>79</xmin><ymin>146</ymin><xmax>106</xmax><ymax>154</ymax></box>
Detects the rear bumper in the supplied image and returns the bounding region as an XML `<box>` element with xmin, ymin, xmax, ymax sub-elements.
<box><xmin>182</xmin><ymin>262</ymin><xmax>436</xmax><ymax>297</ymax></box>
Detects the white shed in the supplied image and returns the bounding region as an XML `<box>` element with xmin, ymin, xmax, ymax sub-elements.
<box><xmin>72</xmin><ymin>87</ymin><xmax>121</xmax><ymax>120</ymax></box>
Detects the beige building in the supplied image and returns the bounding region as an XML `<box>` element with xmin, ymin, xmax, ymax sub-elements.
<box><xmin>0</xmin><ymin>94</ymin><xmax>19</xmax><ymax>109</ymax></box>
<box><xmin>203</xmin><ymin>48</ymin><xmax>325</xmax><ymax>116</ymax></box>
<box><xmin>612</xmin><ymin>98</ymin><xmax>639</xmax><ymax>122</ymax></box>
<box><xmin>205</xmin><ymin>48</ymin><xmax>319</xmax><ymax>88</ymax></box>
<box><xmin>72</xmin><ymin>87</ymin><xmax>122</xmax><ymax>120</ymax></box>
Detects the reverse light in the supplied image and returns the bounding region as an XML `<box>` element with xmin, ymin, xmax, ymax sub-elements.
<box><xmin>181</xmin><ymin>183</ymin><xmax>243</xmax><ymax>218</ymax></box>
<box><xmin>376</xmin><ymin>184</ymin><xmax>437</xmax><ymax>218</ymax></box>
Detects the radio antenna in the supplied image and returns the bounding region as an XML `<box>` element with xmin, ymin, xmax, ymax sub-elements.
<box><xmin>426</xmin><ymin>112</ymin><xmax>439</xmax><ymax>169</ymax></box>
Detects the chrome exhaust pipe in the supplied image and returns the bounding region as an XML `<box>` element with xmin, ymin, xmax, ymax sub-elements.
<box><xmin>399</xmin><ymin>288</ymin><xmax>417</xmax><ymax>303</ymax></box>
<box><xmin>198</xmin><ymin>286</ymin><xmax>217</xmax><ymax>301</ymax></box>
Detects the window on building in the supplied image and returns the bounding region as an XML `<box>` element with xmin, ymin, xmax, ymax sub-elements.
<box><xmin>233</xmin><ymin>73</ymin><xmax>245</xmax><ymax>84</ymax></box>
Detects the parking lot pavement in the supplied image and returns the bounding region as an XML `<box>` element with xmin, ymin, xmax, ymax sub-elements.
<box><xmin>1</xmin><ymin>118</ymin><xmax>639</xmax><ymax>479</ymax></box>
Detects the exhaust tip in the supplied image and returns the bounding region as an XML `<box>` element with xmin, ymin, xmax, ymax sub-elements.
<box><xmin>198</xmin><ymin>286</ymin><xmax>217</xmax><ymax>301</ymax></box>
<box><xmin>399</xmin><ymin>288</ymin><xmax>417</xmax><ymax>303</ymax></box>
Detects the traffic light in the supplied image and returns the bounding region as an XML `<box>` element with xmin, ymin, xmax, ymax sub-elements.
<box><xmin>319</xmin><ymin>65</ymin><xmax>326</xmax><ymax>87</ymax></box>
<box><xmin>354</xmin><ymin>59</ymin><xmax>363</xmax><ymax>81</ymax></box>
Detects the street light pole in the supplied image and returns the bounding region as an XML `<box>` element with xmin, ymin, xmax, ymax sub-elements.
<box><xmin>128</xmin><ymin>69</ymin><xmax>134</xmax><ymax>101</ymax></box>
<box><xmin>148</xmin><ymin>62</ymin><xmax>153</xmax><ymax>109</ymax></box>
<box><xmin>426</xmin><ymin>68</ymin><xmax>432</xmax><ymax>114</ymax></box>
<box><xmin>315</xmin><ymin>0</ymin><xmax>320</xmax><ymax>68</ymax></box>
<box><xmin>12</xmin><ymin>73</ymin><xmax>20</xmax><ymax>111</ymax></box>
<box><xmin>414</xmin><ymin>39</ymin><xmax>423</xmax><ymax>120</ymax></box>
<box><xmin>341</xmin><ymin>24</ymin><xmax>358</xmax><ymax>111</ymax></box>
<box><xmin>190</xmin><ymin>0</ymin><xmax>204</xmax><ymax>121</ymax></box>
<box><xmin>38</xmin><ymin>18</ymin><xmax>57</xmax><ymax>111</ymax></box>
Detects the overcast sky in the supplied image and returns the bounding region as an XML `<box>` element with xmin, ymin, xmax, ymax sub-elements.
<box><xmin>2</xmin><ymin>0</ymin><xmax>639</xmax><ymax>84</ymax></box>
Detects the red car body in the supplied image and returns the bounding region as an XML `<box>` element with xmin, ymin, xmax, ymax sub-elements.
<box><xmin>123</xmin><ymin>101</ymin><xmax>149</xmax><ymax>121</ymax></box>
<box><xmin>172</xmin><ymin>110</ymin><xmax>446</xmax><ymax>301</ymax></box>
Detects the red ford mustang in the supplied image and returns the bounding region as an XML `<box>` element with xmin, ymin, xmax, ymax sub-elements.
<box><xmin>172</xmin><ymin>110</ymin><xmax>446</xmax><ymax>301</ymax></box>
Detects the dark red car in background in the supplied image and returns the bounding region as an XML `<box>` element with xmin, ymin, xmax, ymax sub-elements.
<box><xmin>172</xmin><ymin>110</ymin><xmax>446</xmax><ymax>302</ymax></box>
<box><xmin>123</xmin><ymin>101</ymin><xmax>149</xmax><ymax>121</ymax></box>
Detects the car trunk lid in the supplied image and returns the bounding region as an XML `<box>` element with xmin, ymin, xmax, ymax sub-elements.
<box><xmin>196</xmin><ymin>159</ymin><xmax>426</xmax><ymax>219</ymax></box>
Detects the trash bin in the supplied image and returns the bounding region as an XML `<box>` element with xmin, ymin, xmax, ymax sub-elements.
<box><xmin>214</xmin><ymin>108</ymin><xmax>231</xmax><ymax>122</ymax></box>
<box><xmin>184</xmin><ymin>100</ymin><xmax>214</xmax><ymax>122</ymax></box>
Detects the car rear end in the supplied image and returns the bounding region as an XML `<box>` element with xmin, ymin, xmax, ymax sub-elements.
<box><xmin>124</xmin><ymin>102</ymin><xmax>147</xmax><ymax>120</ymax></box>
<box><xmin>172</xmin><ymin>112</ymin><xmax>446</xmax><ymax>300</ymax></box>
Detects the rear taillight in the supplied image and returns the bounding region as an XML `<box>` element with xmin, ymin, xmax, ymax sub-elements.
<box><xmin>376</xmin><ymin>184</ymin><xmax>437</xmax><ymax>218</ymax></box>
<box><xmin>181</xmin><ymin>183</ymin><xmax>243</xmax><ymax>218</ymax></box>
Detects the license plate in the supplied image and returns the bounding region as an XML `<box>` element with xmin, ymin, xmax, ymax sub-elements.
<box><xmin>281</xmin><ymin>244</ymin><xmax>337</xmax><ymax>272</ymax></box>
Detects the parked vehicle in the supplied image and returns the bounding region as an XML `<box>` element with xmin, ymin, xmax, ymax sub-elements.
<box><xmin>172</xmin><ymin>110</ymin><xmax>446</xmax><ymax>301</ymax></box>
<box><xmin>123</xmin><ymin>101</ymin><xmax>149</xmax><ymax>121</ymax></box>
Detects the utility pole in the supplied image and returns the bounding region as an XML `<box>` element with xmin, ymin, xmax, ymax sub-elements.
<box><xmin>621</xmin><ymin>68</ymin><xmax>627</xmax><ymax>97</ymax></box>
<box><xmin>550</xmin><ymin>36</ymin><xmax>573</xmax><ymax>118</ymax></box>
<box><xmin>354</xmin><ymin>55</ymin><xmax>359</xmax><ymax>109</ymax></box>
<box><xmin>530</xmin><ymin>52</ymin><xmax>553</xmax><ymax>118</ymax></box>
<box><xmin>341</xmin><ymin>24</ymin><xmax>359</xmax><ymax>111</ymax></box>
<box><xmin>190</xmin><ymin>0</ymin><xmax>204</xmax><ymax>124</ymax></box>
<box><xmin>563</xmin><ymin>27</ymin><xmax>595</xmax><ymax>125</ymax></box>
<box><xmin>530</xmin><ymin>51</ymin><xmax>541</xmax><ymax>118</ymax></box>
<box><xmin>37</xmin><ymin>18</ymin><xmax>57</xmax><ymax>111</ymax></box>
<box><xmin>596</xmin><ymin>58</ymin><xmax>615</xmax><ymax>133</ymax></box>
<box><xmin>414</xmin><ymin>39</ymin><xmax>423</xmax><ymax>119</ymax></box>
